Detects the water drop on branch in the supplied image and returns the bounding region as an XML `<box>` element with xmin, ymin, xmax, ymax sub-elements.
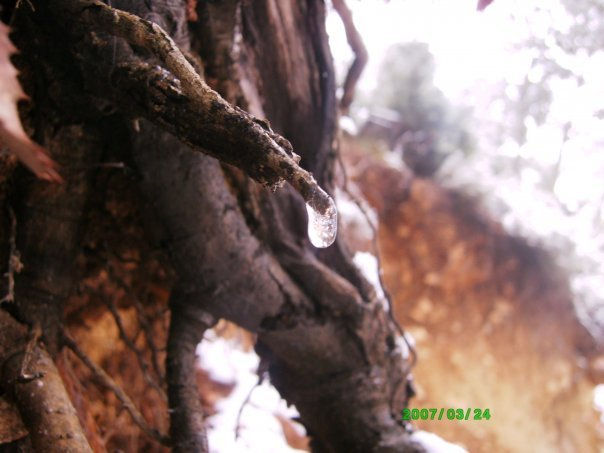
<box><xmin>306</xmin><ymin>197</ymin><xmax>338</xmax><ymax>248</ymax></box>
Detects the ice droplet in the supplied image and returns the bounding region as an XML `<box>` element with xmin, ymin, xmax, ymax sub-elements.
<box><xmin>306</xmin><ymin>197</ymin><xmax>337</xmax><ymax>248</ymax></box>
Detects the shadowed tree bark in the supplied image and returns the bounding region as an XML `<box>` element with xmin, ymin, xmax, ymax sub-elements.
<box><xmin>0</xmin><ymin>0</ymin><xmax>422</xmax><ymax>451</ymax></box>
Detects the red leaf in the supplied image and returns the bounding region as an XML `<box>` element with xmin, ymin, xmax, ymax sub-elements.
<box><xmin>477</xmin><ymin>0</ymin><xmax>494</xmax><ymax>11</ymax></box>
<box><xmin>0</xmin><ymin>23</ymin><xmax>62</xmax><ymax>183</ymax></box>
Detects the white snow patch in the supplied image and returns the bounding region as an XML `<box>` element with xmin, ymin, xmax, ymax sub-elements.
<box><xmin>593</xmin><ymin>384</ymin><xmax>604</xmax><ymax>423</ymax></box>
<box><xmin>197</xmin><ymin>330</ymin><xmax>306</xmax><ymax>453</ymax></box>
<box><xmin>198</xmin><ymin>329</ymin><xmax>258</xmax><ymax>384</ymax></box>
<box><xmin>353</xmin><ymin>251</ymin><xmax>386</xmax><ymax>306</ymax></box>
<box><xmin>410</xmin><ymin>430</ymin><xmax>468</xmax><ymax>453</ymax></box>
<box><xmin>335</xmin><ymin>188</ymin><xmax>377</xmax><ymax>243</ymax></box>
<box><xmin>339</xmin><ymin>115</ymin><xmax>358</xmax><ymax>135</ymax></box>
<box><xmin>395</xmin><ymin>333</ymin><xmax>416</xmax><ymax>361</ymax></box>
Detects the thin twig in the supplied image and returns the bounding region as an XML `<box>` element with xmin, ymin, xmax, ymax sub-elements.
<box><xmin>335</xmin><ymin>139</ymin><xmax>417</xmax><ymax>368</ymax></box>
<box><xmin>1</xmin><ymin>206</ymin><xmax>23</xmax><ymax>304</ymax></box>
<box><xmin>15</xmin><ymin>0</ymin><xmax>35</xmax><ymax>12</ymax></box>
<box><xmin>62</xmin><ymin>331</ymin><xmax>171</xmax><ymax>446</ymax></box>
<box><xmin>133</xmin><ymin>296</ymin><xmax>165</xmax><ymax>383</ymax></box>
<box><xmin>105</xmin><ymin>297</ymin><xmax>168</xmax><ymax>401</ymax></box>
<box><xmin>104</xmin><ymin>255</ymin><xmax>165</xmax><ymax>382</ymax></box>
<box><xmin>332</xmin><ymin>0</ymin><xmax>368</xmax><ymax>113</ymax></box>
<box><xmin>67</xmin><ymin>162</ymin><xmax>129</xmax><ymax>171</ymax></box>
<box><xmin>18</xmin><ymin>322</ymin><xmax>43</xmax><ymax>382</ymax></box>
<box><xmin>234</xmin><ymin>376</ymin><xmax>263</xmax><ymax>440</ymax></box>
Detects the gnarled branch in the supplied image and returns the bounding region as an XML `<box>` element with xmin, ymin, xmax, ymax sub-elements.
<box><xmin>49</xmin><ymin>0</ymin><xmax>334</xmax><ymax>216</ymax></box>
<box><xmin>0</xmin><ymin>311</ymin><xmax>92</xmax><ymax>452</ymax></box>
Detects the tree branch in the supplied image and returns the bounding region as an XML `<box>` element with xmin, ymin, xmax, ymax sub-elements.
<box><xmin>166</xmin><ymin>291</ymin><xmax>216</xmax><ymax>453</ymax></box>
<box><xmin>49</xmin><ymin>0</ymin><xmax>335</xmax><ymax>216</ymax></box>
<box><xmin>0</xmin><ymin>311</ymin><xmax>92</xmax><ymax>452</ymax></box>
<box><xmin>62</xmin><ymin>332</ymin><xmax>171</xmax><ymax>447</ymax></box>
<box><xmin>130</xmin><ymin>121</ymin><xmax>422</xmax><ymax>452</ymax></box>
<box><xmin>332</xmin><ymin>0</ymin><xmax>368</xmax><ymax>113</ymax></box>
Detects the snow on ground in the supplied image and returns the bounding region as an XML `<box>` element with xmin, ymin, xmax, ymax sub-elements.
<box><xmin>198</xmin><ymin>329</ymin><xmax>468</xmax><ymax>452</ymax></box>
<box><xmin>197</xmin><ymin>329</ymin><xmax>306</xmax><ymax>453</ymax></box>
<box><xmin>410</xmin><ymin>430</ymin><xmax>468</xmax><ymax>453</ymax></box>
<box><xmin>593</xmin><ymin>384</ymin><xmax>604</xmax><ymax>427</ymax></box>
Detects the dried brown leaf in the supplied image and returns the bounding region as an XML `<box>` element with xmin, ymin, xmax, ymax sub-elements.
<box><xmin>0</xmin><ymin>23</ymin><xmax>62</xmax><ymax>182</ymax></box>
<box><xmin>477</xmin><ymin>0</ymin><xmax>494</xmax><ymax>11</ymax></box>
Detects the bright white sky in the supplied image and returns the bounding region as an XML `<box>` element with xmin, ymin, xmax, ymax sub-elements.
<box><xmin>327</xmin><ymin>0</ymin><xmax>515</xmax><ymax>97</ymax></box>
<box><xmin>327</xmin><ymin>0</ymin><xmax>573</xmax><ymax>99</ymax></box>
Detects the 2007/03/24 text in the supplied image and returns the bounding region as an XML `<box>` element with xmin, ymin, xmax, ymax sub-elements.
<box><xmin>402</xmin><ymin>408</ymin><xmax>491</xmax><ymax>421</ymax></box>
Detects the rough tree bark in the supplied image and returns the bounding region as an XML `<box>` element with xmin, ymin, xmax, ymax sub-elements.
<box><xmin>0</xmin><ymin>0</ymin><xmax>423</xmax><ymax>451</ymax></box>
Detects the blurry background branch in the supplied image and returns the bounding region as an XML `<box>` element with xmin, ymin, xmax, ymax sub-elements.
<box><xmin>332</xmin><ymin>0</ymin><xmax>367</xmax><ymax>113</ymax></box>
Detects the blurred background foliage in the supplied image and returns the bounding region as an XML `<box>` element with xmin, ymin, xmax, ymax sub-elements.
<box><xmin>332</xmin><ymin>0</ymin><xmax>604</xmax><ymax>341</ymax></box>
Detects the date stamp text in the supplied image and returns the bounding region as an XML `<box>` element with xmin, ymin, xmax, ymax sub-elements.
<box><xmin>402</xmin><ymin>408</ymin><xmax>491</xmax><ymax>421</ymax></box>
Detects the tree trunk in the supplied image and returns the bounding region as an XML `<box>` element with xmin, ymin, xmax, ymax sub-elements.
<box><xmin>0</xmin><ymin>0</ymin><xmax>422</xmax><ymax>451</ymax></box>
